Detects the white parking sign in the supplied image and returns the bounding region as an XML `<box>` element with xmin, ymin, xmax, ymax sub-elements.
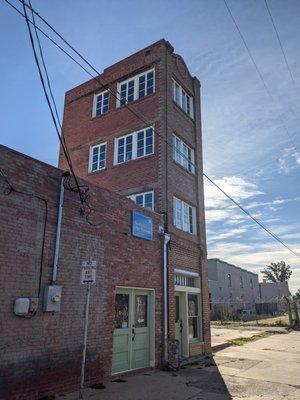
<box><xmin>81</xmin><ymin>261</ymin><xmax>97</xmax><ymax>284</ymax></box>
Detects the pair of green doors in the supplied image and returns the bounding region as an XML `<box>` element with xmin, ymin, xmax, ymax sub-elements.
<box><xmin>112</xmin><ymin>288</ymin><xmax>151</xmax><ymax>374</ymax></box>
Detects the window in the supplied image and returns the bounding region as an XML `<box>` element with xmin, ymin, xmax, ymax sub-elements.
<box><xmin>129</xmin><ymin>191</ymin><xmax>154</xmax><ymax>211</ymax></box>
<box><xmin>228</xmin><ymin>273</ymin><xmax>232</xmax><ymax>287</ymax></box>
<box><xmin>115</xmin><ymin>127</ymin><xmax>154</xmax><ymax>164</ymax></box>
<box><xmin>240</xmin><ymin>276</ymin><xmax>243</xmax><ymax>288</ymax></box>
<box><xmin>93</xmin><ymin>90</ymin><xmax>109</xmax><ymax>116</ymax></box>
<box><xmin>89</xmin><ymin>143</ymin><xmax>107</xmax><ymax>172</ymax></box>
<box><xmin>188</xmin><ymin>294</ymin><xmax>199</xmax><ymax>340</ymax></box>
<box><xmin>172</xmin><ymin>134</ymin><xmax>195</xmax><ymax>173</ymax></box>
<box><xmin>172</xmin><ymin>80</ymin><xmax>194</xmax><ymax>118</ymax></box>
<box><xmin>117</xmin><ymin>69</ymin><xmax>155</xmax><ymax>107</ymax></box>
<box><xmin>173</xmin><ymin>196</ymin><xmax>196</xmax><ymax>234</ymax></box>
<box><xmin>250</xmin><ymin>278</ymin><xmax>253</xmax><ymax>289</ymax></box>
<box><xmin>175</xmin><ymin>274</ymin><xmax>195</xmax><ymax>287</ymax></box>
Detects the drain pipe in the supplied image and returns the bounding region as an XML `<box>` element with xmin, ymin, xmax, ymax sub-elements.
<box><xmin>161</xmin><ymin>230</ymin><xmax>170</xmax><ymax>364</ymax></box>
<box><xmin>52</xmin><ymin>172</ymin><xmax>68</xmax><ymax>283</ymax></box>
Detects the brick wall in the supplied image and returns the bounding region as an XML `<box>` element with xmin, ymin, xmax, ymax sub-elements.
<box><xmin>59</xmin><ymin>39</ymin><xmax>211</xmax><ymax>355</ymax></box>
<box><xmin>0</xmin><ymin>145</ymin><xmax>163</xmax><ymax>400</ymax></box>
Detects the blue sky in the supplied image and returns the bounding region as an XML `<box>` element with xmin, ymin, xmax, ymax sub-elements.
<box><xmin>1</xmin><ymin>0</ymin><xmax>299</xmax><ymax>292</ymax></box>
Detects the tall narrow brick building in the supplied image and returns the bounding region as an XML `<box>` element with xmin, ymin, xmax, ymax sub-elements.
<box><xmin>59</xmin><ymin>39</ymin><xmax>211</xmax><ymax>372</ymax></box>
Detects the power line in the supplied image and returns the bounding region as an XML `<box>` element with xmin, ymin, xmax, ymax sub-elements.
<box><xmin>204</xmin><ymin>173</ymin><xmax>300</xmax><ymax>258</ymax></box>
<box><xmin>5</xmin><ymin>0</ymin><xmax>300</xmax><ymax>259</ymax></box>
<box><xmin>264</xmin><ymin>0</ymin><xmax>296</xmax><ymax>85</ymax></box>
<box><xmin>223</xmin><ymin>0</ymin><xmax>299</xmax><ymax>153</ymax></box>
<box><xmin>20</xmin><ymin>0</ymin><xmax>86</xmax><ymax>207</ymax></box>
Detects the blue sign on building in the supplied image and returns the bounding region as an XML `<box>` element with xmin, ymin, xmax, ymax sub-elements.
<box><xmin>132</xmin><ymin>211</ymin><xmax>153</xmax><ymax>241</ymax></box>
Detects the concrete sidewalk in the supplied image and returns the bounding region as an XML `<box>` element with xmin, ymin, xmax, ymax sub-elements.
<box><xmin>211</xmin><ymin>325</ymin><xmax>288</xmax><ymax>351</ymax></box>
<box><xmin>58</xmin><ymin>330</ymin><xmax>300</xmax><ymax>400</ymax></box>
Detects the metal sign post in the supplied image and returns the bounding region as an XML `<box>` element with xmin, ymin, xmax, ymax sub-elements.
<box><xmin>80</xmin><ymin>261</ymin><xmax>97</xmax><ymax>391</ymax></box>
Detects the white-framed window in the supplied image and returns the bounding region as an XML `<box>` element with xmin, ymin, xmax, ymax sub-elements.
<box><xmin>89</xmin><ymin>142</ymin><xmax>107</xmax><ymax>172</ymax></box>
<box><xmin>114</xmin><ymin>127</ymin><xmax>154</xmax><ymax>165</ymax></box>
<box><xmin>173</xmin><ymin>196</ymin><xmax>196</xmax><ymax>234</ymax></box>
<box><xmin>172</xmin><ymin>80</ymin><xmax>194</xmax><ymax>118</ymax></box>
<box><xmin>128</xmin><ymin>191</ymin><xmax>154</xmax><ymax>211</ymax></box>
<box><xmin>172</xmin><ymin>134</ymin><xmax>195</xmax><ymax>173</ymax></box>
<box><xmin>92</xmin><ymin>90</ymin><xmax>110</xmax><ymax>117</ymax></box>
<box><xmin>117</xmin><ymin>68</ymin><xmax>155</xmax><ymax>107</ymax></box>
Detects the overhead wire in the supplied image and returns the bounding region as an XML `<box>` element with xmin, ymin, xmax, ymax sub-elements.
<box><xmin>4</xmin><ymin>0</ymin><xmax>300</xmax><ymax>258</ymax></box>
<box><xmin>223</xmin><ymin>0</ymin><xmax>299</xmax><ymax>153</ymax></box>
<box><xmin>264</xmin><ymin>0</ymin><xmax>296</xmax><ymax>85</ymax></box>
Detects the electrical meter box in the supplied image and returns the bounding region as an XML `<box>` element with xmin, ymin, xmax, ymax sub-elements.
<box><xmin>43</xmin><ymin>285</ymin><xmax>62</xmax><ymax>312</ymax></box>
<box><xmin>14</xmin><ymin>298</ymin><xmax>30</xmax><ymax>316</ymax></box>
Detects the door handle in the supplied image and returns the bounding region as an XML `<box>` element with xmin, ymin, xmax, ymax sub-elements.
<box><xmin>132</xmin><ymin>325</ymin><xmax>135</xmax><ymax>341</ymax></box>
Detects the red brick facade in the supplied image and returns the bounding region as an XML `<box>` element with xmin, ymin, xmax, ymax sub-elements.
<box><xmin>0</xmin><ymin>145</ymin><xmax>163</xmax><ymax>400</ymax></box>
<box><xmin>59</xmin><ymin>39</ymin><xmax>211</xmax><ymax>356</ymax></box>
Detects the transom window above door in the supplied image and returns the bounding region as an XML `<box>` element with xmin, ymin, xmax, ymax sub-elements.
<box><xmin>114</xmin><ymin>127</ymin><xmax>154</xmax><ymax>165</ymax></box>
<box><xmin>117</xmin><ymin>68</ymin><xmax>155</xmax><ymax>107</ymax></box>
<box><xmin>128</xmin><ymin>191</ymin><xmax>154</xmax><ymax>211</ymax></box>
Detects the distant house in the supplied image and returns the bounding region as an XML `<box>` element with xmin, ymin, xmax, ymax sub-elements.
<box><xmin>208</xmin><ymin>259</ymin><xmax>260</xmax><ymax>319</ymax></box>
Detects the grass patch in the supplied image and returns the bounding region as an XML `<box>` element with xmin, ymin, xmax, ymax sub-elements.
<box><xmin>211</xmin><ymin>315</ymin><xmax>289</xmax><ymax>328</ymax></box>
<box><xmin>228</xmin><ymin>332</ymin><xmax>272</xmax><ymax>346</ymax></box>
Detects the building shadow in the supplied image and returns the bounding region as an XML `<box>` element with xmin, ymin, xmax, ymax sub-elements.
<box><xmin>178</xmin><ymin>356</ymin><xmax>232</xmax><ymax>399</ymax></box>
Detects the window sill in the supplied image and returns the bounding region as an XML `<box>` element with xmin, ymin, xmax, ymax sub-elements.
<box><xmin>112</xmin><ymin>152</ymin><xmax>156</xmax><ymax>168</ymax></box>
<box><xmin>88</xmin><ymin>167</ymin><xmax>107</xmax><ymax>174</ymax></box>
<box><xmin>116</xmin><ymin>91</ymin><xmax>156</xmax><ymax>110</ymax></box>
<box><xmin>173</xmin><ymin>160</ymin><xmax>196</xmax><ymax>176</ymax></box>
<box><xmin>172</xmin><ymin>101</ymin><xmax>195</xmax><ymax>123</ymax></box>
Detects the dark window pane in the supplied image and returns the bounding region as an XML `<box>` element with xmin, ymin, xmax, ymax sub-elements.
<box><xmin>175</xmin><ymin>296</ymin><xmax>180</xmax><ymax>322</ymax></box>
<box><xmin>145</xmin><ymin>145</ymin><xmax>153</xmax><ymax>155</ymax></box>
<box><xmin>115</xmin><ymin>294</ymin><xmax>129</xmax><ymax>329</ymax></box>
<box><xmin>188</xmin><ymin>317</ymin><xmax>198</xmax><ymax>339</ymax></box>
<box><xmin>135</xmin><ymin>295</ymin><xmax>147</xmax><ymax>328</ymax></box>
<box><xmin>135</xmin><ymin>195</ymin><xmax>143</xmax><ymax>206</ymax></box>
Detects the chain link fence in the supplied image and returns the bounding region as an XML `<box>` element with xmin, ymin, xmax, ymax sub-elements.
<box><xmin>210</xmin><ymin>299</ymin><xmax>289</xmax><ymax>324</ymax></box>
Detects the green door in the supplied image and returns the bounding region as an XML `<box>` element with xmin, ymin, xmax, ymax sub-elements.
<box><xmin>112</xmin><ymin>288</ymin><xmax>151</xmax><ymax>374</ymax></box>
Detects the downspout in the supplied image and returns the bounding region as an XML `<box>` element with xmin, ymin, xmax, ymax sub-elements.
<box><xmin>52</xmin><ymin>171</ymin><xmax>68</xmax><ymax>283</ymax></box>
<box><xmin>161</xmin><ymin>230</ymin><xmax>170</xmax><ymax>364</ymax></box>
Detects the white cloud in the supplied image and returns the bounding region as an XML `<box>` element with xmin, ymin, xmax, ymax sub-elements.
<box><xmin>278</xmin><ymin>147</ymin><xmax>300</xmax><ymax>174</ymax></box>
<box><xmin>205</xmin><ymin>176</ymin><xmax>263</xmax><ymax>211</ymax></box>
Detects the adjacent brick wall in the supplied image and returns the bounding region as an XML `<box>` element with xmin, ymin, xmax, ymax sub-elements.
<box><xmin>0</xmin><ymin>145</ymin><xmax>163</xmax><ymax>400</ymax></box>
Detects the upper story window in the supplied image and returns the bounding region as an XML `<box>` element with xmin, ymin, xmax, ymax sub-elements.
<box><xmin>228</xmin><ymin>273</ymin><xmax>232</xmax><ymax>287</ymax></box>
<box><xmin>93</xmin><ymin>90</ymin><xmax>110</xmax><ymax>117</ymax></box>
<box><xmin>117</xmin><ymin>68</ymin><xmax>155</xmax><ymax>107</ymax></box>
<box><xmin>240</xmin><ymin>276</ymin><xmax>244</xmax><ymax>288</ymax></box>
<box><xmin>172</xmin><ymin>80</ymin><xmax>194</xmax><ymax>118</ymax></box>
<box><xmin>115</xmin><ymin>127</ymin><xmax>154</xmax><ymax>165</ymax></box>
<box><xmin>89</xmin><ymin>142</ymin><xmax>107</xmax><ymax>172</ymax></box>
<box><xmin>250</xmin><ymin>278</ymin><xmax>253</xmax><ymax>289</ymax></box>
<box><xmin>173</xmin><ymin>196</ymin><xmax>196</xmax><ymax>234</ymax></box>
<box><xmin>172</xmin><ymin>134</ymin><xmax>195</xmax><ymax>173</ymax></box>
<box><xmin>129</xmin><ymin>191</ymin><xmax>154</xmax><ymax>211</ymax></box>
